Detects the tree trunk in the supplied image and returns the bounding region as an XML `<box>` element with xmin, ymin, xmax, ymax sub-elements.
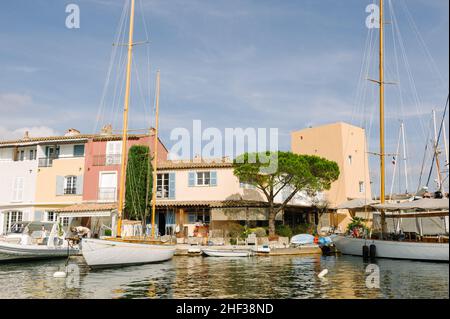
<box><xmin>268</xmin><ymin>204</ymin><xmax>276</xmax><ymax>237</ymax></box>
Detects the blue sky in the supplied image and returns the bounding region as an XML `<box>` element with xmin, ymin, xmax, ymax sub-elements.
<box><xmin>0</xmin><ymin>0</ymin><xmax>448</xmax><ymax>195</ymax></box>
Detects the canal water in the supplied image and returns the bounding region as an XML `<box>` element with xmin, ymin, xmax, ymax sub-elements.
<box><xmin>0</xmin><ymin>255</ymin><xmax>448</xmax><ymax>299</ymax></box>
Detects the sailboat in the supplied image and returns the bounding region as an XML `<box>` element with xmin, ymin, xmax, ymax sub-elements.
<box><xmin>82</xmin><ymin>0</ymin><xmax>175</xmax><ymax>268</ymax></box>
<box><xmin>332</xmin><ymin>0</ymin><xmax>449</xmax><ymax>262</ymax></box>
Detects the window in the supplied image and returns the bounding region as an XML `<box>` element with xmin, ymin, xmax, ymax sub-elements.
<box><xmin>359</xmin><ymin>181</ymin><xmax>365</xmax><ymax>193</ymax></box>
<box><xmin>186</xmin><ymin>209</ymin><xmax>210</xmax><ymax>225</ymax></box>
<box><xmin>5</xmin><ymin>211</ymin><xmax>23</xmax><ymax>233</ymax></box>
<box><xmin>29</xmin><ymin>149</ymin><xmax>36</xmax><ymax>160</ymax></box>
<box><xmin>46</xmin><ymin>211</ymin><xmax>57</xmax><ymax>222</ymax></box>
<box><xmin>240</xmin><ymin>180</ymin><xmax>256</xmax><ymax>189</ymax></box>
<box><xmin>73</xmin><ymin>145</ymin><xmax>85</xmax><ymax>157</ymax></box>
<box><xmin>62</xmin><ymin>217</ymin><xmax>70</xmax><ymax>227</ymax></box>
<box><xmin>157</xmin><ymin>173</ymin><xmax>170</xmax><ymax>199</ymax></box>
<box><xmin>106</xmin><ymin>141</ymin><xmax>122</xmax><ymax>165</ymax></box>
<box><xmin>348</xmin><ymin>155</ymin><xmax>353</xmax><ymax>165</ymax></box>
<box><xmin>19</xmin><ymin>150</ymin><xmax>25</xmax><ymax>161</ymax></box>
<box><xmin>197</xmin><ymin>172</ymin><xmax>211</xmax><ymax>186</ymax></box>
<box><xmin>64</xmin><ymin>176</ymin><xmax>77</xmax><ymax>195</ymax></box>
<box><xmin>12</xmin><ymin>177</ymin><xmax>24</xmax><ymax>202</ymax></box>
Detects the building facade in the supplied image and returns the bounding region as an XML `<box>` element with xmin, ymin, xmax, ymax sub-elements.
<box><xmin>291</xmin><ymin>122</ymin><xmax>372</xmax><ymax>229</ymax></box>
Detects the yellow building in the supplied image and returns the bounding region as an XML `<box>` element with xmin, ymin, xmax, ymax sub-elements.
<box><xmin>291</xmin><ymin>122</ymin><xmax>372</xmax><ymax>230</ymax></box>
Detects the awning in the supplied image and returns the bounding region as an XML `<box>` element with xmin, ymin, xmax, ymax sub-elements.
<box><xmin>372</xmin><ymin>198</ymin><xmax>449</xmax><ymax>211</ymax></box>
<box><xmin>55</xmin><ymin>203</ymin><xmax>117</xmax><ymax>218</ymax></box>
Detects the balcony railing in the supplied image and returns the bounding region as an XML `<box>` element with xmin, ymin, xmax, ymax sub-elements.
<box><xmin>38</xmin><ymin>156</ymin><xmax>58</xmax><ymax>167</ymax></box>
<box><xmin>93</xmin><ymin>154</ymin><xmax>121</xmax><ymax>166</ymax></box>
<box><xmin>98</xmin><ymin>187</ymin><xmax>117</xmax><ymax>202</ymax></box>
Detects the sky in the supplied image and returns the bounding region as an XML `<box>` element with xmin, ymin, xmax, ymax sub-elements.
<box><xmin>0</xmin><ymin>0</ymin><xmax>448</xmax><ymax>196</ymax></box>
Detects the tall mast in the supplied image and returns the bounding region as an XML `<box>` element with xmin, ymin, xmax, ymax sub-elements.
<box><xmin>116</xmin><ymin>0</ymin><xmax>136</xmax><ymax>238</ymax></box>
<box><xmin>151</xmin><ymin>70</ymin><xmax>161</xmax><ymax>238</ymax></box>
<box><xmin>432</xmin><ymin>109</ymin><xmax>443</xmax><ymax>192</ymax></box>
<box><xmin>379</xmin><ymin>0</ymin><xmax>386</xmax><ymax>232</ymax></box>
<box><xmin>401</xmin><ymin>122</ymin><xmax>409</xmax><ymax>194</ymax></box>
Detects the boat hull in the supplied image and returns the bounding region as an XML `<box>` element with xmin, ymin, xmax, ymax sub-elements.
<box><xmin>0</xmin><ymin>242</ymin><xmax>79</xmax><ymax>262</ymax></box>
<box><xmin>202</xmin><ymin>249</ymin><xmax>253</xmax><ymax>257</ymax></box>
<box><xmin>331</xmin><ymin>235</ymin><xmax>449</xmax><ymax>262</ymax></box>
<box><xmin>81</xmin><ymin>238</ymin><xmax>176</xmax><ymax>268</ymax></box>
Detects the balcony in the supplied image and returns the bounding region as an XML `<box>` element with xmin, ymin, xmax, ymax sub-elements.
<box><xmin>93</xmin><ymin>154</ymin><xmax>121</xmax><ymax>166</ymax></box>
<box><xmin>38</xmin><ymin>156</ymin><xmax>58</xmax><ymax>167</ymax></box>
<box><xmin>98</xmin><ymin>187</ymin><xmax>117</xmax><ymax>202</ymax></box>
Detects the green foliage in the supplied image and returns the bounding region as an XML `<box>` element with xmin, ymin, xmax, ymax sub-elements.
<box><xmin>124</xmin><ymin>145</ymin><xmax>152</xmax><ymax>221</ymax></box>
<box><xmin>292</xmin><ymin>223</ymin><xmax>315</xmax><ymax>235</ymax></box>
<box><xmin>227</xmin><ymin>223</ymin><xmax>245</xmax><ymax>239</ymax></box>
<box><xmin>104</xmin><ymin>229</ymin><xmax>112</xmax><ymax>237</ymax></box>
<box><xmin>233</xmin><ymin>151</ymin><xmax>340</xmax><ymax>236</ymax></box>
<box><xmin>346</xmin><ymin>217</ymin><xmax>369</xmax><ymax>233</ymax></box>
<box><xmin>276</xmin><ymin>224</ymin><xmax>293</xmax><ymax>238</ymax></box>
<box><xmin>249</xmin><ymin>227</ymin><xmax>268</xmax><ymax>237</ymax></box>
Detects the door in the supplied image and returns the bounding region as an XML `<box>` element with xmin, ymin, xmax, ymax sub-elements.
<box><xmin>158</xmin><ymin>212</ymin><xmax>166</xmax><ymax>236</ymax></box>
<box><xmin>99</xmin><ymin>172</ymin><xmax>117</xmax><ymax>201</ymax></box>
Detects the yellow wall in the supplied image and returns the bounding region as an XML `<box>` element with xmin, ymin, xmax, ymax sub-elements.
<box><xmin>35</xmin><ymin>158</ymin><xmax>85</xmax><ymax>204</ymax></box>
<box><xmin>291</xmin><ymin>122</ymin><xmax>372</xmax><ymax>208</ymax></box>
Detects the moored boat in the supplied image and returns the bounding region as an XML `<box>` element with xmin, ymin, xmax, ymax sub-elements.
<box><xmin>0</xmin><ymin>221</ymin><xmax>79</xmax><ymax>262</ymax></box>
<box><xmin>82</xmin><ymin>238</ymin><xmax>175</xmax><ymax>268</ymax></box>
<box><xmin>202</xmin><ymin>248</ymin><xmax>254</xmax><ymax>257</ymax></box>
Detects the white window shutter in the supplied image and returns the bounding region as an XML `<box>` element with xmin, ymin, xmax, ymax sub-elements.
<box><xmin>76</xmin><ymin>175</ymin><xmax>84</xmax><ymax>195</ymax></box>
<box><xmin>56</xmin><ymin>176</ymin><xmax>64</xmax><ymax>195</ymax></box>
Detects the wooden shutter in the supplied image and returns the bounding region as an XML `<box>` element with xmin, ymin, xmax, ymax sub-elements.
<box><xmin>169</xmin><ymin>173</ymin><xmax>176</xmax><ymax>199</ymax></box>
<box><xmin>76</xmin><ymin>175</ymin><xmax>84</xmax><ymax>195</ymax></box>
<box><xmin>188</xmin><ymin>172</ymin><xmax>195</xmax><ymax>187</ymax></box>
<box><xmin>210</xmin><ymin>171</ymin><xmax>217</xmax><ymax>187</ymax></box>
<box><xmin>56</xmin><ymin>176</ymin><xmax>64</xmax><ymax>195</ymax></box>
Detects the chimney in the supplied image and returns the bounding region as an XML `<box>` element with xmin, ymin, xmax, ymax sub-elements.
<box><xmin>65</xmin><ymin>128</ymin><xmax>81</xmax><ymax>137</ymax></box>
<box><xmin>23</xmin><ymin>131</ymin><xmax>30</xmax><ymax>140</ymax></box>
<box><xmin>100</xmin><ymin>124</ymin><xmax>113</xmax><ymax>136</ymax></box>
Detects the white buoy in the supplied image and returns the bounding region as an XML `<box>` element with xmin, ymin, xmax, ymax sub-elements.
<box><xmin>318</xmin><ymin>269</ymin><xmax>328</xmax><ymax>278</ymax></box>
<box><xmin>53</xmin><ymin>271</ymin><xmax>67</xmax><ymax>278</ymax></box>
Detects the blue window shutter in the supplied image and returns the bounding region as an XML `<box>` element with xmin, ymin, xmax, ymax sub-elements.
<box><xmin>56</xmin><ymin>176</ymin><xmax>64</xmax><ymax>195</ymax></box>
<box><xmin>188</xmin><ymin>172</ymin><xmax>195</xmax><ymax>187</ymax></box>
<box><xmin>210</xmin><ymin>171</ymin><xmax>217</xmax><ymax>186</ymax></box>
<box><xmin>169</xmin><ymin>173</ymin><xmax>175</xmax><ymax>199</ymax></box>
<box><xmin>76</xmin><ymin>175</ymin><xmax>84</xmax><ymax>195</ymax></box>
<box><xmin>73</xmin><ymin>145</ymin><xmax>85</xmax><ymax>157</ymax></box>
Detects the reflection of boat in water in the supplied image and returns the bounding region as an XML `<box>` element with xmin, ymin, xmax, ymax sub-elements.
<box><xmin>0</xmin><ymin>221</ymin><xmax>79</xmax><ymax>262</ymax></box>
<box><xmin>82</xmin><ymin>238</ymin><xmax>174</xmax><ymax>269</ymax></box>
<box><xmin>202</xmin><ymin>249</ymin><xmax>254</xmax><ymax>257</ymax></box>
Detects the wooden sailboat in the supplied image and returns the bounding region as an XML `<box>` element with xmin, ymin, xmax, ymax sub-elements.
<box><xmin>332</xmin><ymin>0</ymin><xmax>449</xmax><ymax>262</ymax></box>
<box><xmin>82</xmin><ymin>0</ymin><xmax>175</xmax><ymax>268</ymax></box>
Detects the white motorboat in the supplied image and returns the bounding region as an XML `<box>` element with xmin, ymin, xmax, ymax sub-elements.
<box><xmin>202</xmin><ymin>248</ymin><xmax>254</xmax><ymax>257</ymax></box>
<box><xmin>332</xmin><ymin>235</ymin><xmax>449</xmax><ymax>262</ymax></box>
<box><xmin>0</xmin><ymin>221</ymin><xmax>79</xmax><ymax>262</ymax></box>
<box><xmin>82</xmin><ymin>238</ymin><xmax>175</xmax><ymax>268</ymax></box>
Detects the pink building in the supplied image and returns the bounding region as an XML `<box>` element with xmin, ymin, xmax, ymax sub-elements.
<box><xmin>82</xmin><ymin>131</ymin><xmax>168</xmax><ymax>203</ymax></box>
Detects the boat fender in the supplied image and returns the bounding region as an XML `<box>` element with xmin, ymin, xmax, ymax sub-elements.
<box><xmin>369</xmin><ymin>244</ymin><xmax>376</xmax><ymax>259</ymax></box>
<box><xmin>362</xmin><ymin>245</ymin><xmax>369</xmax><ymax>259</ymax></box>
<box><xmin>318</xmin><ymin>269</ymin><xmax>328</xmax><ymax>278</ymax></box>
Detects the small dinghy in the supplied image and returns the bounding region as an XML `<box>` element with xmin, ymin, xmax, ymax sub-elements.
<box><xmin>202</xmin><ymin>249</ymin><xmax>253</xmax><ymax>257</ymax></box>
<box><xmin>0</xmin><ymin>221</ymin><xmax>79</xmax><ymax>262</ymax></box>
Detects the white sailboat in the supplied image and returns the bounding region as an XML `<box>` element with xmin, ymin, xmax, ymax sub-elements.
<box><xmin>332</xmin><ymin>0</ymin><xmax>449</xmax><ymax>262</ymax></box>
<box><xmin>81</xmin><ymin>0</ymin><xmax>175</xmax><ymax>268</ymax></box>
<box><xmin>0</xmin><ymin>221</ymin><xmax>79</xmax><ymax>262</ymax></box>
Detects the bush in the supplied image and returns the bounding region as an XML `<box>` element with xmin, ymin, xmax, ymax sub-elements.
<box><xmin>228</xmin><ymin>223</ymin><xmax>245</xmax><ymax>239</ymax></box>
<box><xmin>346</xmin><ymin>217</ymin><xmax>369</xmax><ymax>234</ymax></box>
<box><xmin>292</xmin><ymin>223</ymin><xmax>315</xmax><ymax>235</ymax></box>
<box><xmin>276</xmin><ymin>224</ymin><xmax>293</xmax><ymax>238</ymax></box>
<box><xmin>104</xmin><ymin>229</ymin><xmax>112</xmax><ymax>236</ymax></box>
<box><xmin>249</xmin><ymin>227</ymin><xmax>268</xmax><ymax>237</ymax></box>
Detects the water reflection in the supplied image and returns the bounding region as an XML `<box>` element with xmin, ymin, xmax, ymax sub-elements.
<box><xmin>0</xmin><ymin>255</ymin><xmax>447</xmax><ymax>299</ymax></box>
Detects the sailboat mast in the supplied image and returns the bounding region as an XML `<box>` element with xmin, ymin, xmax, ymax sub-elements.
<box><xmin>401</xmin><ymin>122</ymin><xmax>409</xmax><ymax>194</ymax></box>
<box><xmin>151</xmin><ymin>70</ymin><xmax>161</xmax><ymax>238</ymax></box>
<box><xmin>117</xmin><ymin>0</ymin><xmax>136</xmax><ymax>238</ymax></box>
<box><xmin>379</xmin><ymin>0</ymin><xmax>387</xmax><ymax>233</ymax></box>
<box><xmin>432</xmin><ymin>109</ymin><xmax>443</xmax><ymax>192</ymax></box>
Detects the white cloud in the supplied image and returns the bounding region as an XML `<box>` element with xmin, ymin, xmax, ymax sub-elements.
<box><xmin>0</xmin><ymin>126</ymin><xmax>59</xmax><ymax>141</ymax></box>
<box><xmin>0</xmin><ymin>93</ymin><xmax>33</xmax><ymax>111</ymax></box>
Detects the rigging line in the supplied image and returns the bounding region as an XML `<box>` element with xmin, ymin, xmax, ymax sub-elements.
<box><xmin>425</xmin><ymin>94</ymin><xmax>449</xmax><ymax>187</ymax></box>
<box><xmin>94</xmin><ymin>0</ymin><xmax>129</xmax><ymax>133</ymax></box>
<box><xmin>131</xmin><ymin>51</ymin><xmax>149</xmax><ymax>124</ymax></box>
<box><xmin>389</xmin><ymin>123</ymin><xmax>402</xmax><ymax>200</ymax></box>
<box><xmin>416</xmin><ymin>116</ymin><xmax>433</xmax><ymax>193</ymax></box>
<box><xmin>400</xmin><ymin>0</ymin><xmax>448</xmax><ymax>90</ymax></box>
<box><xmin>390</xmin><ymin>1</ymin><xmax>427</xmax><ymax>140</ymax></box>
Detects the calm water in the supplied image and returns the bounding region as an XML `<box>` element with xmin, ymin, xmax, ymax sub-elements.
<box><xmin>0</xmin><ymin>255</ymin><xmax>448</xmax><ymax>299</ymax></box>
